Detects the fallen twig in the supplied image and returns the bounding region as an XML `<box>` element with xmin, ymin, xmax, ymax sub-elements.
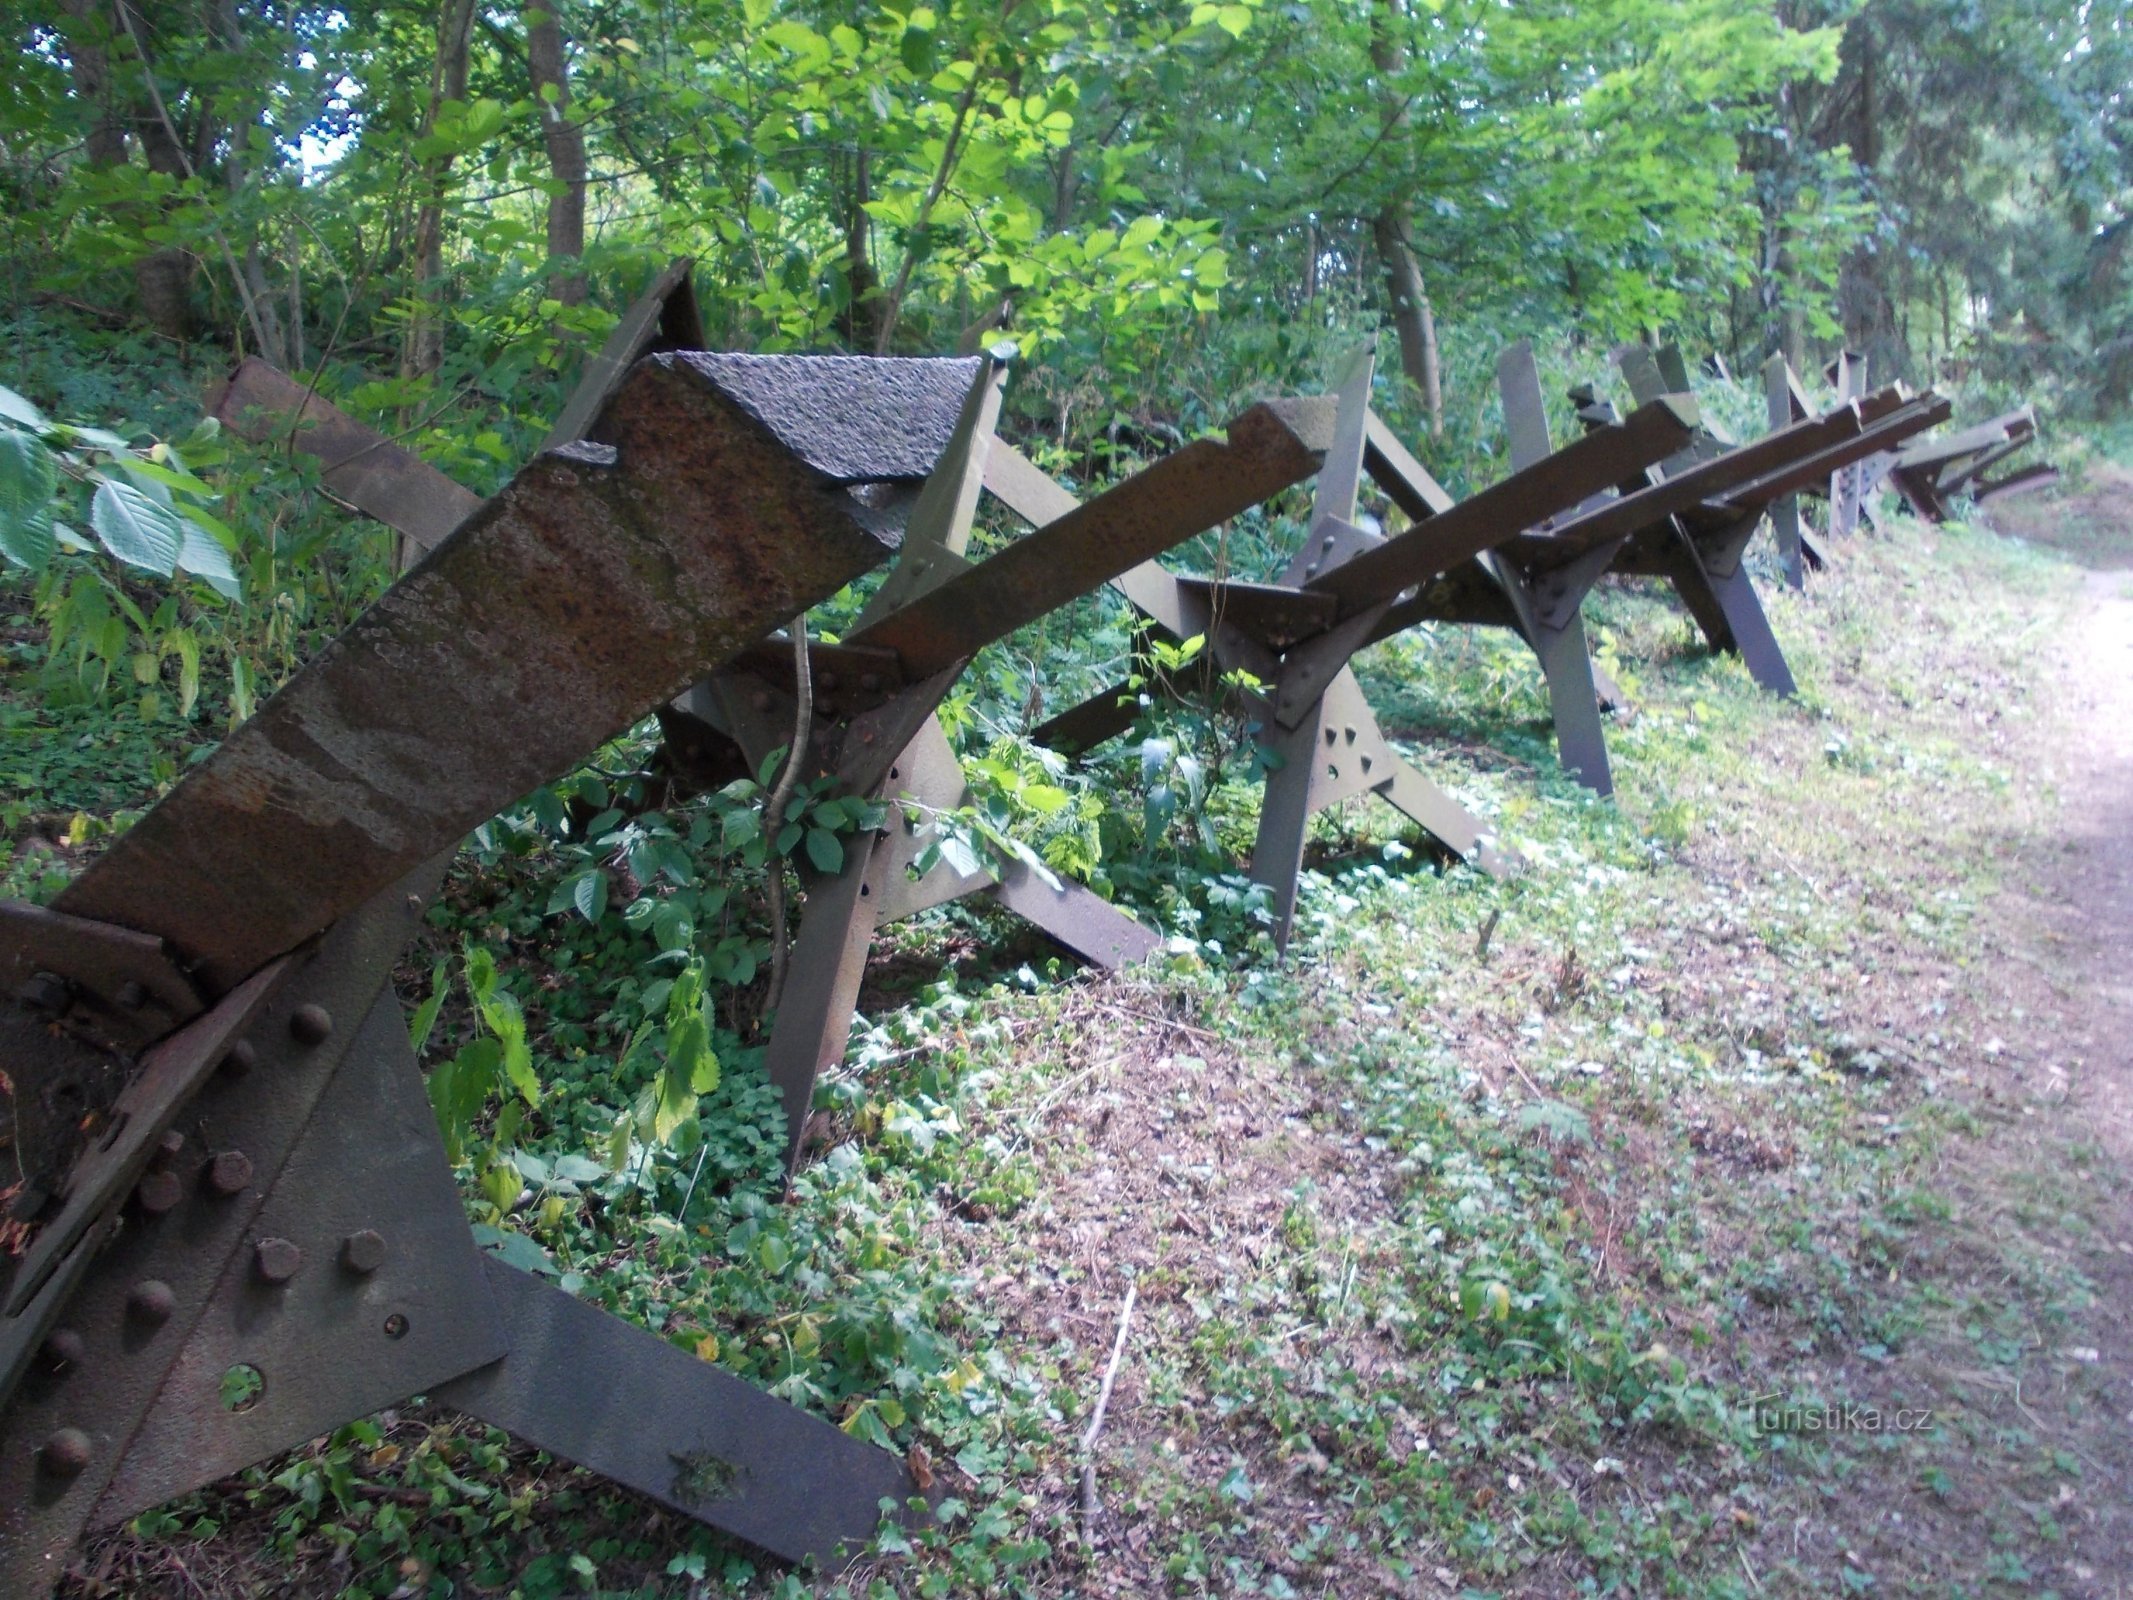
<box><xmin>1088</xmin><ymin>1001</ymin><xmax>1219</xmax><ymax>1045</ymax></box>
<box><xmin>1079</xmin><ymin>1278</ymin><xmax>1139</xmax><ymax>1552</ymax></box>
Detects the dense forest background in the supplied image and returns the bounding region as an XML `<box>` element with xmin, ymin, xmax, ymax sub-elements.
<box><xmin>4</xmin><ymin>0</ymin><xmax>2128</xmax><ymax>467</ymax></box>
<box><xmin>2</xmin><ymin>0</ymin><xmax>2127</xmax><ymax>880</ymax></box>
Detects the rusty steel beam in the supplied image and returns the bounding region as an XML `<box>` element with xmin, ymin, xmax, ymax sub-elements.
<box><xmin>850</xmin><ymin>401</ymin><xmax>1328</xmax><ymax>678</ymax></box>
<box><xmin>53</xmin><ymin>353</ymin><xmax>904</xmax><ymax>996</ymax></box>
<box><xmin>1302</xmin><ymin>395</ymin><xmax>1699</xmax><ymax>616</ymax></box>
<box><xmin>209</xmin><ymin>361</ymin><xmax>482</xmax><ymax>555</ymax></box>
<box><xmin>4</xmin><ymin>294</ymin><xmax>1001</xmax><ymax>1585</ymax></box>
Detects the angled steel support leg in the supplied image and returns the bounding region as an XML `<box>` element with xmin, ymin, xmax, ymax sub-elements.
<box><xmin>1250</xmin><ymin>704</ymin><xmax>1326</xmax><ymax>954</ymax></box>
<box><xmin>871</xmin><ymin>722</ymin><xmax>1159</xmax><ymax>971</ymax></box>
<box><xmin>1655</xmin><ymin>534</ymin><xmax>1739</xmax><ymax>655</ymax></box>
<box><xmin>439</xmin><ymin>1259</ymin><xmax>915</xmax><ymax>1563</ymax></box>
<box><xmin>1480</xmin><ymin>539</ymin><xmax>1620</xmax><ymax>795</ymax></box>
<box><xmin>761</xmin><ymin>833</ymin><xmax>898</xmax><ymax>1172</ymax></box>
<box><xmin>1526</xmin><ymin>609</ymin><xmax>1614</xmax><ymax>794</ymax></box>
<box><xmin>1701</xmin><ymin>564</ymin><xmax>1797</xmax><ymax>696</ymax></box>
<box><xmin>1763</xmin><ymin>355</ymin><xmax>1805</xmax><ymax>589</ymax></box>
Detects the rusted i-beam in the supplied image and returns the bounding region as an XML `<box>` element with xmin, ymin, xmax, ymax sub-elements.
<box><xmin>0</xmin><ymin>272</ymin><xmax>983</xmax><ymax>1584</ymax></box>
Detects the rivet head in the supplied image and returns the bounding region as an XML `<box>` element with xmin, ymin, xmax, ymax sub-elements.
<box><xmin>135</xmin><ymin>1170</ymin><xmax>183</xmax><ymax>1215</ymax></box>
<box><xmin>208</xmin><ymin>1150</ymin><xmax>254</xmax><ymax>1197</ymax></box>
<box><xmin>41</xmin><ymin>1428</ymin><xmax>92</xmax><ymax>1477</ymax></box>
<box><xmin>816</xmin><ymin>671</ymin><xmax>839</xmax><ymax>692</ymax></box>
<box><xmin>43</xmin><ymin>1328</ymin><xmax>86</xmax><ymax>1370</ymax></box>
<box><xmin>859</xmin><ymin>672</ymin><xmax>883</xmax><ymax>691</ymax></box>
<box><xmin>116</xmin><ymin>980</ymin><xmax>147</xmax><ymax>1010</ymax></box>
<box><xmin>128</xmin><ymin>1279</ymin><xmax>176</xmax><ymax>1324</ymax></box>
<box><xmin>341</xmin><ymin>1230</ymin><xmax>387</xmax><ymax>1275</ymax></box>
<box><xmin>18</xmin><ymin>972</ymin><xmax>68</xmax><ymax>1012</ymax></box>
<box><xmin>220</xmin><ymin>1039</ymin><xmax>257</xmax><ymax>1078</ymax></box>
<box><xmin>255</xmin><ymin>1238</ymin><xmax>302</xmax><ymax>1283</ymax></box>
<box><xmin>290</xmin><ymin>1004</ymin><xmax>332</xmax><ymax>1045</ymax></box>
<box><xmin>751</xmin><ymin>690</ymin><xmax>774</xmax><ymax>712</ymax></box>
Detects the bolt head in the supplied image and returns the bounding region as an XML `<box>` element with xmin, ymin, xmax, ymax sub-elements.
<box><xmin>751</xmin><ymin>690</ymin><xmax>774</xmax><ymax>712</ymax></box>
<box><xmin>43</xmin><ymin>1328</ymin><xmax>86</xmax><ymax>1370</ymax></box>
<box><xmin>115</xmin><ymin>980</ymin><xmax>147</xmax><ymax>1010</ymax></box>
<box><xmin>151</xmin><ymin>1130</ymin><xmax>185</xmax><ymax>1168</ymax></box>
<box><xmin>816</xmin><ymin>671</ymin><xmax>839</xmax><ymax>692</ymax></box>
<box><xmin>859</xmin><ymin>672</ymin><xmax>883</xmax><ymax>692</ymax></box>
<box><xmin>135</xmin><ymin>1170</ymin><xmax>183</xmax><ymax>1215</ymax></box>
<box><xmin>289</xmin><ymin>1003</ymin><xmax>333</xmax><ymax>1045</ymax></box>
<box><xmin>40</xmin><ymin>1428</ymin><xmax>92</xmax><ymax>1478</ymax></box>
<box><xmin>128</xmin><ymin>1279</ymin><xmax>176</xmax><ymax>1324</ymax></box>
<box><xmin>18</xmin><ymin>972</ymin><xmax>68</xmax><ymax>1012</ymax></box>
<box><xmin>341</xmin><ymin>1229</ymin><xmax>387</xmax><ymax>1275</ymax></box>
<box><xmin>208</xmin><ymin>1150</ymin><xmax>254</xmax><ymax>1197</ymax></box>
<box><xmin>220</xmin><ymin>1038</ymin><xmax>258</xmax><ymax>1078</ymax></box>
<box><xmin>255</xmin><ymin>1237</ymin><xmax>303</xmax><ymax>1283</ymax></box>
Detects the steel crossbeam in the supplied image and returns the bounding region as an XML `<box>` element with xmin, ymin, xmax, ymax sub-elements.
<box><xmin>1027</xmin><ymin>348</ymin><xmax>1707</xmax><ymax>942</ymax></box>
<box><xmin>661</xmin><ymin>355</ymin><xmax>1334</xmax><ymax>1168</ymax></box>
<box><xmin>202</xmin><ymin>280</ymin><xmax>1334</xmax><ymax>1177</ymax></box>
<box><xmin>1337</xmin><ymin>345</ymin><xmax>1943</xmax><ymax>799</ymax></box>
<box><xmin>0</xmin><ymin>266</ymin><xmax>1004</xmax><ymax>1587</ymax></box>
<box><xmin>1585</xmin><ymin>342</ymin><xmax>1948</xmax><ymax>699</ymax></box>
<box><xmin>1886</xmin><ymin>405</ymin><xmax>2048</xmax><ymax>522</ymax></box>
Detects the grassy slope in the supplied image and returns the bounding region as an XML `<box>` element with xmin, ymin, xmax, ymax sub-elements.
<box><xmin>32</xmin><ymin>494</ymin><xmax>2133</xmax><ymax>1599</ymax></box>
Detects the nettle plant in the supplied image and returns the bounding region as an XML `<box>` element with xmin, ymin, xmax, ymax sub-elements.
<box><xmin>0</xmin><ymin>382</ymin><xmax>246</xmax><ymax>721</ymax></box>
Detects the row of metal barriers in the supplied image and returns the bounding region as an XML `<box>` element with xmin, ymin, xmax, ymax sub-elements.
<box><xmin>0</xmin><ymin>259</ymin><xmax>2052</xmax><ymax>1582</ymax></box>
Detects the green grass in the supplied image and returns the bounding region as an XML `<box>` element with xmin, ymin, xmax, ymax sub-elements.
<box><xmin>31</xmin><ymin>497</ymin><xmax>2133</xmax><ymax>1599</ymax></box>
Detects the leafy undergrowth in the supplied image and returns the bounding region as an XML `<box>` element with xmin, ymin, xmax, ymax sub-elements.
<box><xmin>38</xmin><ymin>500</ymin><xmax>2133</xmax><ymax>1599</ymax></box>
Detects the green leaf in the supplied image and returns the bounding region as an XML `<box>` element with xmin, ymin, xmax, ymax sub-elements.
<box><xmin>651</xmin><ymin>900</ymin><xmax>694</xmax><ymax>952</ymax></box>
<box><xmin>805</xmin><ymin>827</ymin><xmax>844</xmax><ymax>873</ymax></box>
<box><xmin>0</xmin><ymin>384</ymin><xmax>49</xmax><ymax>430</ymax></box>
<box><xmin>572</xmin><ymin>868</ymin><xmax>609</xmax><ymax>923</ymax></box>
<box><xmin>470</xmin><ymin>1223</ymin><xmax>559</xmax><ymax>1277</ymax></box>
<box><xmin>0</xmin><ymin>428</ymin><xmax>58</xmax><ymax>571</ymax></box>
<box><xmin>176</xmin><ymin>516</ymin><xmax>241</xmax><ymax>598</ymax></box>
<box><xmin>407</xmin><ymin>958</ymin><xmax>451</xmax><ymax>1054</ymax></box>
<box><xmin>653</xmin><ymin>1059</ymin><xmax>698</xmax><ymax>1145</ymax></box>
<box><xmin>89</xmin><ymin>478</ymin><xmax>183</xmax><ymax>575</ymax></box>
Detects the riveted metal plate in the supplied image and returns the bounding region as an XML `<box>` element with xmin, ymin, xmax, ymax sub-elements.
<box><xmin>90</xmin><ymin>986</ymin><xmax>504</xmax><ymax>1528</ymax></box>
<box><xmin>0</xmin><ymin>871</ymin><xmax>440</xmax><ymax>1597</ymax></box>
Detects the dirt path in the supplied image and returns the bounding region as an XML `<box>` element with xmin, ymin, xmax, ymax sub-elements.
<box><xmin>1969</xmin><ymin>540</ymin><xmax>2133</xmax><ymax>1597</ymax></box>
<box><xmin>2031</xmin><ymin>570</ymin><xmax>2133</xmax><ymax>1161</ymax></box>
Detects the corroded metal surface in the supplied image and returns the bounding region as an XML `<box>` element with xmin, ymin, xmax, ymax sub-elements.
<box><xmin>1305</xmin><ymin>395</ymin><xmax>1699</xmax><ymax>614</ymax></box>
<box><xmin>0</xmin><ymin>874</ymin><xmax>443</xmax><ymax>1594</ymax></box>
<box><xmin>84</xmin><ymin>985</ymin><xmax>508</xmax><ymax>1530</ymax></box>
<box><xmin>853</xmin><ymin>401</ymin><xmax>1328</xmax><ymax>678</ymax></box>
<box><xmin>544</xmin><ymin>256</ymin><xmax>706</xmax><ymax>450</ymax></box>
<box><xmin>54</xmin><ymin>354</ymin><xmax>907</xmax><ymax>992</ymax></box>
<box><xmin>683</xmin><ymin>352</ymin><xmax>985</xmax><ymax>483</ymax></box>
<box><xmin>210</xmin><ymin>360</ymin><xmax>482</xmax><ymax>554</ymax></box>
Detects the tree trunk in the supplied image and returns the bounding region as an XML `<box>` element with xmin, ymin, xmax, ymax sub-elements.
<box><xmin>58</xmin><ymin>0</ymin><xmax>126</xmax><ymax>167</ymax></box>
<box><xmin>1368</xmin><ymin>0</ymin><xmax>1442</xmax><ymax>435</ymax></box>
<box><xmin>525</xmin><ymin>2</ymin><xmax>588</xmax><ymax>306</ymax></box>
<box><xmin>1372</xmin><ymin>208</ymin><xmax>1443</xmax><ymax>435</ymax></box>
<box><xmin>59</xmin><ymin>0</ymin><xmax>199</xmax><ymax>341</ymax></box>
<box><xmin>403</xmin><ymin>0</ymin><xmax>479</xmax><ymax>386</ymax></box>
<box><xmin>838</xmin><ymin>148</ymin><xmax>879</xmax><ymax>349</ymax></box>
